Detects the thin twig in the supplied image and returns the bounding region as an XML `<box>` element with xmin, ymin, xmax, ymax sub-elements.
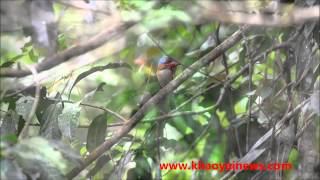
<box><xmin>181</xmin><ymin>85</ymin><xmax>227</xmax><ymax>157</ymax></box>
<box><xmin>147</xmin><ymin>32</ymin><xmax>225</xmax><ymax>82</ymax></box>
<box><xmin>0</xmin><ymin>22</ymin><xmax>136</xmax><ymax>77</ymax></box>
<box><xmin>172</xmin><ymin>62</ymin><xmax>238</xmax><ymax>112</ymax></box>
<box><xmin>221</xmin><ymin>99</ymin><xmax>309</xmax><ymax>180</ymax></box>
<box><xmin>296</xmin><ymin>112</ymin><xmax>316</xmax><ymax>139</ymax></box>
<box><xmin>162</xmin><ymin>81</ymin><xmax>228</xmax><ymax>177</ymax></box>
<box><xmin>156</xmin><ymin>39</ymin><xmax>291</xmax><ymax>123</ymax></box>
<box><xmin>48</xmin><ymin>98</ymin><xmax>128</xmax><ymax>122</ymax></box>
<box><xmin>79</xmin><ymin>103</ymin><xmax>127</xmax><ymax>122</ymax></box>
<box><xmin>217</xmin><ymin>23</ymin><xmax>229</xmax><ymax>75</ymax></box>
<box><xmin>29</xmin><ymin>122</ymin><xmax>124</xmax><ymax>128</ymax></box>
<box><xmin>18</xmin><ymin>65</ymin><xmax>40</xmax><ymax>139</ymax></box>
<box><xmin>243</xmin><ymin>31</ymin><xmax>252</xmax><ymax>153</ymax></box>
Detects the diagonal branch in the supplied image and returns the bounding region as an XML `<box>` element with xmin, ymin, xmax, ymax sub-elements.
<box><xmin>221</xmin><ymin>99</ymin><xmax>310</xmax><ymax>180</ymax></box>
<box><xmin>0</xmin><ymin>21</ymin><xmax>136</xmax><ymax>78</ymax></box>
<box><xmin>66</xmin><ymin>25</ymin><xmax>250</xmax><ymax>179</ymax></box>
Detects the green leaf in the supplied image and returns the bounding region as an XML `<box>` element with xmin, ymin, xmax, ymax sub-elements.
<box><xmin>80</xmin><ymin>146</ymin><xmax>87</xmax><ymax>156</ymax></box>
<box><xmin>15</xmin><ymin>96</ymin><xmax>34</xmax><ymax>120</ymax></box>
<box><xmin>86</xmin><ymin>113</ymin><xmax>108</xmax><ymax>152</ymax></box>
<box><xmin>164</xmin><ymin>124</ymin><xmax>182</xmax><ymax>141</ymax></box>
<box><xmin>9</xmin><ymin>54</ymin><xmax>24</xmax><ymax>62</ymax></box>
<box><xmin>40</xmin><ymin>103</ymin><xmax>63</xmax><ymax>139</ymax></box>
<box><xmin>162</xmin><ymin>138</ymin><xmax>177</xmax><ymax>149</ymax></box>
<box><xmin>234</xmin><ymin>97</ymin><xmax>249</xmax><ymax>114</ymax></box>
<box><xmin>216</xmin><ymin>110</ymin><xmax>230</xmax><ymax>128</ymax></box>
<box><xmin>36</xmin><ymin>93</ymin><xmax>55</xmax><ymax>123</ymax></box>
<box><xmin>28</xmin><ymin>49</ymin><xmax>38</xmax><ymax>62</ymax></box>
<box><xmin>0</xmin><ymin>134</ymin><xmax>18</xmax><ymax>146</ymax></box>
<box><xmin>0</xmin><ymin>110</ymin><xmax>19</xmax><ymax>137</ymax></box>
<box><xmin>239</xmin><ymin>44</ymin><xmax>246</xmax><ymax>66</ymax></box>
<box><xmin>21</xmin><ymin>41</ymin><xmax>32</xmax><ymax>53</ymax></box>
<box><xmin>288</xmin><ymin>148</ymin><xmax>299</xmax><ymax>168</ymax></box>
<box><xmin>0</xmin><ymin>61</ymin><xmax>15</xmax><ymax>68</ymax></box>
<box><xmin>58</xmin><ymin>103</ymin><xmax>81</xmax><ymax>141</ymax></box>
<box><xmin>57</xmin><ymin>34</ymin><xmax>68</xmax><ymax>51</ymax></box>
<box><xmin>0</xmin><ymin>54</ymin><xmax>24</xmax><ymax>68</ymax></box>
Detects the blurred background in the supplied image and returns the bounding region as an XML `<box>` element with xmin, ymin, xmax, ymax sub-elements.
<box><xmin>0</xmin><ymin>0</ymin><xmax>319</xmax><ymax>179</ymax></box>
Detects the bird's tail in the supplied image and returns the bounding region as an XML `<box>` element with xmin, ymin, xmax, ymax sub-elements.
<box><xmin>155</xmin><ymin>94</ymin><xmax>170</xmax><ymax>180</ymax></box>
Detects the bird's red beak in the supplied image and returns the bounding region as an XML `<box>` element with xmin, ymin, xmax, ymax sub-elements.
<box><xmin>172</xmin><ymin>59</ymin><xmax>181</xmax><ymax>66</ymax></box>
<box><xmin>171</xmin><ymin>61</ymin><xmax>180</xmax><ymax>69</ymax></box>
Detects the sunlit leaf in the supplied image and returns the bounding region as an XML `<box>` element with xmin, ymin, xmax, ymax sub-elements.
<box><xmin>28</xmin><ymin>49</ymin><xmax>38</xmax><ymax>62</ymax></box>
<box><xmin>58</xmin><ymin>103</ymin><xmax>81</xmax><ymax>141</ymax></box>
<box><xmin>0</xmin><ymin>54</ymin><xmax>24</xmax><ymax>67</ymax></box>
<box><xmin>234</xmin><ymin>97</ymin><xmax>249</xmax><ymax>114</ymax></box>
<box><xmin>80</xmin><ymin>146</ymin><xmax>87</xmax><ymax>156</ymax></box>
<box><xmin>216</xmin><ymin>110</ymin><xmax>230</xmax><ymax>128</ymax></box>
<box><xmin>164</xmin><ymin>123</ymin><xmax>182</xmax><ymax>141</ymax></box>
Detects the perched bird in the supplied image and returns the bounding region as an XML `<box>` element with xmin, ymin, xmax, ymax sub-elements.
<box><xmin>156</xmin><ymin>56</ymin><xmax>180</xmax><ymax>87</ymax></box>
<box><xmin>154</xmin><ymin>55</ymin><xmax>180</xmax><ymax>180</ymax></box>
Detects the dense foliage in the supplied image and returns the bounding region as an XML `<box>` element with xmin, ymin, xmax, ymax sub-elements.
<box><xmin>0</xmin><ymin>0</ymin><xmax>319</xmax><ymax>179</ymax></box>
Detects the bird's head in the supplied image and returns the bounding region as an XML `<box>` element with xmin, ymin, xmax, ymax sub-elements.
<box><xmin>157</xmin><ymin>56</ymin><xmax>180</xmax><ymax>70</ymax></box>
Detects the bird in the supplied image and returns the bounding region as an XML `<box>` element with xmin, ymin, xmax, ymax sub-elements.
<box><xmin>154</xmin><ymin>55</ymin><xmax>180</xmax><ymax>180</ymax></box>
<box><xmin>156</xmin><ymin>55</ymin><xmax>180</xmax><ymax>87</ymax></box>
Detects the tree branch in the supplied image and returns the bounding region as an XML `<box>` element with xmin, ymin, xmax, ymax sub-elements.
<box><xmin>0</xmin><ymin>21</ymin><xmax>136</xmax><ymax>78</ymax></box>
<box><xmin>66</xmin><ymin>25</ymin><xmax>251</xmax><ymax>179</ymax></box>
<box><xmin>221</xmin><ymin>99</ymin><xmax>310</xmax><ymax>180</ymax></box>
<box><xmin>196</xmin><ymin>2</ymin><xmax>319</xmax><ymax>26</ymax></box>
<box><xmin>18</xmin><ymin>65</ymin><xmax>40</xmax><ymax>139</ymax></box>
